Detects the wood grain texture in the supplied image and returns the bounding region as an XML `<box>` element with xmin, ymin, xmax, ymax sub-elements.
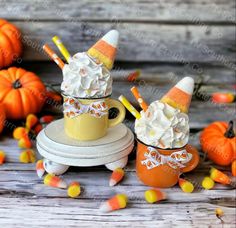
<box><xmin>1</xmin><ymin>0</ymin><xmax>235</xmax><ymax>23</ymax></box>
<box><xmin>12</xmin><ymin>22</ymin><xmax>236</xmax><ymax>63</ymax></box>
<box><xmin>0</xmin><ymin>135</ymin><xmax>235</xmax><ymax>227</ymax></box>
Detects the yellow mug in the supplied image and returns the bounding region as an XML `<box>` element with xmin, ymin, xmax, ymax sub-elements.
<box><xmin>63</xmin><ymin>95</ymin><xmax>126</xmax><ymax>141</ymax></box>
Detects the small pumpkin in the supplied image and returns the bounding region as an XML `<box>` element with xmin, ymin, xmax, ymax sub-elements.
<box><xmin>0</xmin><ymin>103</ymin><xmax>6</xmax><ymax>133</ymax></box>
<box><xmin>0</xmin><ymin>67</ymin><xmax>46</xmax><ymax>119</ymax></box>
<box><xmin>200</xmin><ymin>121</ymin><xmax>236</xmax><ymax>166</ymax></box>
<box><xmin>0</xmin><ymin>19</ymin><xmax>22</xmax><ymax>69</ymax></box>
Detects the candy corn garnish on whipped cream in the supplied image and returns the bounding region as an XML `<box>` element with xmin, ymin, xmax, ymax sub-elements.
<box><xmin>135</xmin><ymin>77</ymin><xmax>194</xmax><ymax>149</ymax></box>
<box><xmin>61</xmin><ymin>30</ymin><xmax>119</xmax><ymax>98</ymax></box>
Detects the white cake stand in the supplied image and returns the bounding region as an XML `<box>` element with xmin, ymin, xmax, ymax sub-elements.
<box><xmin>36</xmin><ymin>119</ymin><xmax>134</xmax><ymax>175</ymax></box>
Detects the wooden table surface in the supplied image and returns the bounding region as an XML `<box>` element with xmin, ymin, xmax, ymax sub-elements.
<box><xmin>0</xmin><ymin>0</ymin><xmax>236</xmax><ymax>227</ymax></box>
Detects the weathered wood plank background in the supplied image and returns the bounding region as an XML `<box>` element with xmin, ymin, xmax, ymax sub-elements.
<box><xmin>0</xmin><ymin>0</ymin><xmax>235</xmax><ymax>227</ymax></box>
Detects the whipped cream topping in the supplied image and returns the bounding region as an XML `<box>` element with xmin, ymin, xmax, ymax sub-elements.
<box><xmin>61</xmin><ymin>52</ymin><xmax>112</xmax><ymax>98</ymax></box>
<box><xmin>135</xmin><ymin>101</ymin><xmax>189</xmax><ymax>149</ymax></box>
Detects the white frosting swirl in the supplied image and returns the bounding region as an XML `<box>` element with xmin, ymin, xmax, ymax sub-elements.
<box><xmin>61</xmin><ymin>52</ymin><xmax>112</xmax><ymax>98</ymax></box>
<box><xmin>135</xmin><ymin>101</ymin><xmax>189</xmax><ymax>149</ymax></box>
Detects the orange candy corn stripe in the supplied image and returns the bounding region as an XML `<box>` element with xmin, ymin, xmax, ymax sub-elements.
<box><xmin>100</xmin><ymin>194</ymin><xmax>128</xmax><ymax>212</ymax></box>
<box><xmin>210</xmin><ymin>167</ymin><xmax>231</xmax><ymax>185</ymax></box>
<box><xmin>44</xmin><ymin>174</ymin><xmax>67</xmax><ymax>189</ymax></box>
<box><xmin>43</xmin><ymin>44</ymin><xmax>65</xmax><ymax>70</ymax></box>
<box><xmin>36</xmin><ymin>160</ymin><xmax>45</xmax><ymax>178</ymax></box>
<box><xmin>131</xmin><ymin>86</ymin><xmax>148</xmax><ymax>111</ymax></box>
<box><xmin>109</xmin><ymin>168</ymin><xmax>125</xmax><ymax>186</ymax></box>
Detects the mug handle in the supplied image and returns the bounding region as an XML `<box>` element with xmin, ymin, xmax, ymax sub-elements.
<box><xmin>107</xmin><ymin>99</ymin><xmax>126</xmax><ymax>128</ymax></box>
<box><xmin>181</xmin><ymin>145</ymin><xmax>200</xmax><ymax>173</ymax></box>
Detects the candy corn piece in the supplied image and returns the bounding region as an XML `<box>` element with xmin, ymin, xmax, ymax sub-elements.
<box><xmin>202</xmin><ymin>176</ymin><xmax>215</xmax><ymax>190</ymax></box>
<box><xmin>131</xmin><ymin>86</ymin><xmax>148</xmax><ymax>111</ymax></box>
<box><xmin>67</xmin><ymin>182</ymin><xmax>81</xmax><ymax>198</ymax></box>
<box><xmin>144</xmin><ymin>189</ymin><xmax>166</xmax><ymax>203</ymax></box>
<box><xmin>44</xmin><ymin>174</ymin><xmax>67</xmax><ymax>189</ymax></box>
<box><xmin>36</xmin><ymin>160</ymin><xmax>45</xmax><ymax>178</ymax></box>
<box><xmin>19</xmin><ymin>150</ymin><xmax>36</xmax><ymax>163</ymax></box>
<box><xmin>127</xmin><ymin>70</ymin><xmax>140</xmax><ymax>82</ymax></box>
<box><xmin>52</xmin><ymin>36</ymin><xmax>71</xmax><ymax>62</ymax></box>
<box><xmin>26</xmin><ymin>114</ymin><xmax>39</xmax><ymax>130</ymax></box>
<box><xmin>210</xmin><ymin>167</ymin><xmax>231</xmax><ymax>185</ymax></box>
<box><xmin>0</xmin><ymin>150</ymin><xmax>6</xmax><ymax>165</ymax></box>
<box><xmin>118</xmin><ymin>95</ymin><xmax>141</xmax><ymax>119</ymax></box>
<box><xmin>40</xmin><ymin>115</ymin><xmax>54</xmax><ymax>124</ymax></box>
<box><xmin>100</xmin><ymin>194</ymin><xmax>128</xmax><ymax>212</ymax></box>
<box><xmin>13</xmin><ymin>127</ymin><xmax>29</xmax><ymax>140</ymax></box>
<box><xmin>18</xmin><ymin>135</ymin><xmax>32</xmax><ymax>149</ymax></box>
<box><xmin>232</xmin><ymin>160</ymin><xmax>236</xmax><ymax>177</ymax></box>
<box><xmin>43</xmin><ymin>44</ymin><xmax>65</xmax><ymax>70</ymax></box>
<box><xmin>109</xmin><ymin>168</ymin><xmax>125</xmax><ymax>186</ymax></box>
<box><xmin>178</xmin><ymin>178</ymin><xmax>194</xmax><ymax>193</ymax></box>
<box><xmin>33</xmin><ymin>124</ymin><xmax>43</xmax><ymax>135</ymax></box>
<box><xmin>212</xmin><ymin>93</ymin><xmax>235</xmax><ymax>103</ymax></box>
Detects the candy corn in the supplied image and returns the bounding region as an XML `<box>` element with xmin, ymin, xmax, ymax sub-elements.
<box><xmin>36</xmin><ymin>160</ymin><xmax>45</xmax><ymax>178</ymax></box>
<box><xmin>232</xmin><ymin>160</ymin><xmax>236</xmax><ymax>177</ymax></box>
<box><xmin>19</xmin><ymin>150</ymin><xmax>36</xmax><ymax>163</ymax></box>
<box><xmin>109</xmin><ymin>168</ymin><xmax>125</xmax><ymax>186</ymax></box>
<box><xmin>131</xmin><ymin>86</ymin><xmax>148</xmax><ymax>112</ymax></box>
<box><xmin>13</xmin><ymin>127</ymin><xmax>28</xmax><ymax>140</ymax></box>
<box><xmin>43</xmin><ymin>44</ymin><xmax>65</xmax><ymax>70</ymax></box>
<box><xmin>67</xmin><ymin>182</ymin><xmax>81</xmax><ymax>198</ymax></box>
<box><xmin>52</xmin><ymin>36</ymin><xmax>71</xmax><ymax>62</ymax></box>
<box><xmin>33</xmin><ymin>124</ymin><xmax>43</xmax><ymax>135</ymax></box>
<box><xmin>202</xmin><ymin>176</ymin><xmax>215</xmax><ymax>190</ymax></box>
<box><xmin>26</xmin><ymin>114</ymin><xmax>39</xmax><ymax>130</ymax></box>
<box><xmin>212</xmin><ymin>93</ymin><xmax>235</xmax><ymax>104</ymax></box>
<box><xmin>144</xmin><ymin>189</ymin><xmax>166</xmax><ymax>203</ymax></box>
<box><xmin>100</xmin><ymin>194</ymin><xmax>128</xmax><ymax>212</ymax></box>
<box><xmin>18</xmin><ymin>135</ymin><xmax>32</xmax><ymax>149</ymax></box>
<box><xmin>210</xmin><ymin>167</ymin><xmax>231</xmax><ymax>185</ymax></box>
<box><xmin>44</xmin><ymin>174</ymin><xmax>67</xmax><ymax>189</ymax></box>
<box><xmin>118</xmin><ymin>95</ymin><xmax>141</xmax><ymax>119</ymax></box>
<box><xmin>127</xmin><ymin>70</ymin><xmax>140</xmax><ymax>82</ymax></box>
<box><xmin>178</xmin><ymin>178</ymin><xmax>194</xmax><ymax>193</ymax></box>
<box><xmin>40</xmin><ymin>115</ymin><xmax>54</xmax><ymax>124</ymax></box>
<box><xmin>0</xmin><ymin>150</ymin><xmax>6</xmax><ymax>165</ymax></box>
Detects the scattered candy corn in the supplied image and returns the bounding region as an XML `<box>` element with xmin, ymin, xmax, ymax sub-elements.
<box><xmin>202</xmin><ymin>176</ymin><xmax>215</xmax><ymax>190</ymax></box>
<box><xmin>178</xmin><ymin>178</ymin><xmax>194</xmax><ymax>193</ymax></box>
<box><xmin>109</xmin><ymin>168</ymin><xmax>125</xmax><ymax>186</ymax></box>
<box><xmin>127</xmin><ymin>70</ymin><xmax>141</xmax><ymax>82</ymax></box>
<box><xmin>232</xmin><ymin>160</ymin><xmax>236</xmax><ymax>177</ymax></box>
<box><xmin>67</xmin><ymin>182</ymin><xmax>81</xmax><ymax>198</ymax></box>
<box><xmin>210</xmin><ymin>167</ymin><xmax>231</xmax><ymax>185</ymax></box>
<box><xmin>13</xmin><ymin>127</ymin><xmax>28</xmax><ymax>140</ymax></box>
<box><xmin>40</xmin><ymin>115</ymin><xmax>54</xmax><ymax>124</ymax></box>
<box><xmin>33</xmin><ymin>124</ymin><xmax>43</xmax><ymax>135</ymax></box>
<box><xmin>0</xmin><ymin>150</ymin><xmax>6</xmax><ymax>165</ymax></box>
<box><xmin>100</xmin><ymin>194</ymin><xmax>128</xmax><ymax>212</ymax></box>
<box><xmin>215</xmin><ymin>208</ymin><xmax>224</xmax><ymax>219</ymax></box>
<box><xmin>36</xmin><ymin>160</ymin><xmax>45</xmax><ymax>178</ymax></box>
<box><xmin>19</xmin><ymin>150</ymin><xmax>36</xmax><ymax>163</ymax></box>
<box><xmin>144</xmin><ymin>189</ymin><xmax>166</xmax><ymax>203</ymax></box>
<box><xmin>44</xmin><ymin>174</ymin><xmax>67</xmax><ymax>189</ymax></box>
<box><xmin>26</xmin><ymin>114</ymin><xmax>39</xmax><ymax>130</ymax></box>
<box><xmin>18</xmin><ymin>135</ymin><xmax>32</xmax><ymax>149</ymax></box>
<box><xmin>212</xmin><ymin>93</ymin><xmax>235</xmax><ymax>103</ymax></box>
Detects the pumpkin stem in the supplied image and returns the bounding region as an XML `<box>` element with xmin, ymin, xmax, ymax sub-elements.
<box><xmin>13</xmin><ymin>79</ymin><xmax>22</xmax><ymax>89</ymax></box>
<box><xmin>224</xmin><ymin>121</ymin><xmax>235</xmax><ymax>138</ymax></box>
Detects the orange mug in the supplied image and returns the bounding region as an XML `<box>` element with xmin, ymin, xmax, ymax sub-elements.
<box><xmin>136</xmin><ymin>140</ymin><xmax>199</xmax><ymax>188</ymax></box>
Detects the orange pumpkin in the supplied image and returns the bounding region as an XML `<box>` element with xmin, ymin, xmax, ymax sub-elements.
<box><xmin>0</xmin><ymin>103</ymin><xmax>6</xmax><ymax>133</ymax></box>
<box><xmin>0</xmin><ymin>19</ymin><xmax>22</xmax><ymax>69</ymax></box>
<box><xmin>0</xmin><ymin>67</ymin><xmax>46</xmax><ymax>119</ymax></box>
<box><xmin>200</xmin><ymin>121</ymin><xmax>236</xmax><ymax>166</ymax></box>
